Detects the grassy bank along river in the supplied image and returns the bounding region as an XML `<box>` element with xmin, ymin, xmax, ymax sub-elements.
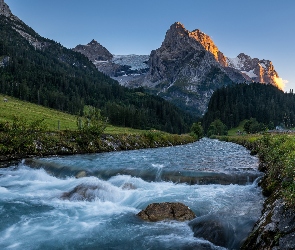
<box><xmin>217</xmin><ymin>134</ymin><xmax>295</xmax><ymax>249</ymax></box>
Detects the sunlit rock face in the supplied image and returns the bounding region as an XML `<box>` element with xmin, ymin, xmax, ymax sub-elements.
<box><xmin>138</xmin><ymin>22</ymin><xmax>237</xmax><ymax>116</ymax></box>
<box><xmin>137</xmin><ymin>22</ymin><xmax>282</xmax><ymax>115</ymax></box>
<box><xmin>227</xmin><ymin>53</ymin><xmax>281</xmax><ymax>89</ymax></box>
<box><xmin>189</xmin><ymin>28</ymin><xmax>228</xmax><ymax>67</ymax></box>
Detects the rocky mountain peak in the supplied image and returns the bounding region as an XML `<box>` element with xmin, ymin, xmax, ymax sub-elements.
<box><xmin>73</xmin><ymin>39</ymin><xmax>113</xmax><ymax>61</ymax></box>
<box><xmin>0</xmin><ymin>0</ymin><xmax>12</xmax><ymax>17</ymax></box>
<box><xmin>88</xmin><ymin>39</ymin><xmax>99</xmax><ymax>46</ymax></box>
<box><xmin>162</xmin><ymin>22</ymin><xmax>189</xmax><ymax>48</ymax></box>
<box><xmin>227</xmin><ymin>53</ymin><xmax>279</xmax><ymax>87</ymax></box>
<box><xmin>169</xmin><ymin>22</ymin><xmax>187</xmax><ymax>33</ymax></box>
<box><xmin>162</xmin><ymin>23</ymin><xmax>227</xmax><ymax>67</ymax></box>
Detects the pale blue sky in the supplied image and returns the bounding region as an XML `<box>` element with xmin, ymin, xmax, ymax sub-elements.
<box><xmin>5</xmin><ymin>0</ymin><xmax>295</xmax><ymax>91</ymax></box>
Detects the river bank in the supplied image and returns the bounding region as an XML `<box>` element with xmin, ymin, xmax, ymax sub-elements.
<box><xmin>0</xmin><ymin>130</ymin><xmax>196</xmax><ymax>167</ymax></box>
<box><xmin>217</xmin><ymin>134</ymin><xmax>295</xmax><ymax>249</ymax></box>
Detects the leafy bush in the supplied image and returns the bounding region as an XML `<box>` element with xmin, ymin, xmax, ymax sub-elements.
<box><xmin>77</xmin><ymin>106</ymin><xmax>107</xmax><ymax>136</ymax></box>
<box><xmin>190</xmin><ymin>122</ymin><xmax>203</xmax><ymax>139</ymax></box>
<box><xmin>207</xmin><ymin>119</ymin><xmax>227</xmax><ymax>136</ymax></box>
<box><xmin>244</xmin><ymin>118</ymin><xmax>267</xmax><ymax>134</ymax></box>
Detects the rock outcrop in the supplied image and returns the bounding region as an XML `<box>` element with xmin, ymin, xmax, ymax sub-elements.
<box><xmin>73</xmin><ymin>41</ymin><xmax>149</xmax><ymax>85</ymax></box>
<box><xmin>188</xmin><ymin>28</ymin><xmax>228</xmax><ymax>67</ymax></box>
<box><xmin>0</xmin><ymin>0</ymin><xmax>20</xmax><ymax>22</ymax></box>
<box><xmin>241</xmin><ymin>198</ymin><xmax>295</xmax><ymax>250</ymax></box>
<box><xmin>0</xmin><ymin>0</ymin><xmax>47</xmax><ymax>50</ymax></box>
<box><xmin>137</xmin><ymin>202</ymin><xmax>196</xmax><ymax>222</ymax></box>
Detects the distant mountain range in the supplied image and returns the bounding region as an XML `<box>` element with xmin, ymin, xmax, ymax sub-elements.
<box><xmin>1</xmin><ymin>0</ymin><xmax>282</xmax><ymax>119</ymax></box>
<box><xmin>74</xmin><ymin>22</ymin><xmax>281</xmax><ymax>116</ymax></box>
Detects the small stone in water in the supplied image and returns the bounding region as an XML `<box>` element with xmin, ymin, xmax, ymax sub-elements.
<box><xmin>137</xmin><ymin>202</ymin><xmax>196</xmax><ymax>222</ymax></box>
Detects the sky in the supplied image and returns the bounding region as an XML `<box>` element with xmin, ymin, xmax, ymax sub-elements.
<box><xmin>5</xmin><ymin>0</ymin><xmax>295</xmax><ymax>91</ymax></box>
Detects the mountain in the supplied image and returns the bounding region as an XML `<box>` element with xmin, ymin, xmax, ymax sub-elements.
<box><xmin>227</xmin><ymin>53</ymin><xmax>280</xmax><ymax>86</ymax></box>
<box><xmin>73</xmin><ymin>39</ymin><xmax>113</xmax><ymax>61</ymax></box>
<box><xmin>74</xmin><ymin>22</ymin><xmax>281</xmax><ymax>117</ymax></box>
<box><xmin>138</xmin><ymin>22</ymin><xmax>282</xmax><ymax>116</ymax></box>
<box><xmin>135</xmin><ymin>22</ymin><xmax>239</xmax><ymax>116</ymax></box>
<box><xmin>73</xmin><ymin>41</ymin><xmax>149</xmax><ymax>85</ymax></box>
<box><xmin>0</xmin><ymin>0</ymin><xmax>195</xmax><ymax>133</ymax></box>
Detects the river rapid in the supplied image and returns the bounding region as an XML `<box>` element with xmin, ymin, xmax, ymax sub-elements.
<box><xmin>0</xmin><ymin>138</ymin><xmax>264</xmax><ymax>250</ymax></box>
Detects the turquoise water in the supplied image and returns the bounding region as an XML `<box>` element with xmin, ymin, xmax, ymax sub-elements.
<box><xmin>0</xmin><ymin>139</ymin><xmax>264</xmax><ymax>249</ymax></box>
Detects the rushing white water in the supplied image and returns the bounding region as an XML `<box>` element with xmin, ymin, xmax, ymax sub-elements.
<box><xmin>0</xmin><ymin>139</ymin><xmax>264</xmax><ymax>250</ymax></box>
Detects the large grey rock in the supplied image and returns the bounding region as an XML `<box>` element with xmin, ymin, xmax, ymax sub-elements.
<box><xmin>190</xmin><ymin>217</ymin><xmax>231</xmax><ymax>248</ymax></box>
<box><xmin>137</xmin><ymin>202</ymin><xmax>196</xmax><ymax>222</ymax></box>
<box><xmin>241</xmin><ymin>199</ymin><xmax>295</xmax><ymax>250</ymax></box>
<box><xmin>60</xmin><ymin>184</ymin><xmax>102</xmax><ymax>201</ymax></box>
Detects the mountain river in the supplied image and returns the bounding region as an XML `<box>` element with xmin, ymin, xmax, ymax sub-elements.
<box><xmin>0</xmin><ymin>138</ymin><xmax>264</xmax><ymax>250</ymax></box>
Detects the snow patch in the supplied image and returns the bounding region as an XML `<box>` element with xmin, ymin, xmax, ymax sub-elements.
<box><xmin>227</xmin><ymin>57</ymin><xmax>243</xmax><ymax>70</ymax></box>
<box><xmin>241</xmin><ymin>70</ymin><xmax>257</xmax><ymax>78</ymax></box>
<box><xmin>112</xmin><ymin>55</ymin><xmax>149</xmax><ymax>70</ymax></box>
<box><xmin>259</xmin><ymin>63</ymin><xmax>266</xmax><ymax>69</ymax></box>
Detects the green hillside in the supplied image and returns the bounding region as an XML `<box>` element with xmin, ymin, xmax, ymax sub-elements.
<box><xmin>0</xmin><ymin>94</ymin><xmax>146</xmax><ymax>134</ymax></box>
<box><xmin>0</xmin><ymin>94</ymin><xmax>77</xmax><ymax>130</ymax></box>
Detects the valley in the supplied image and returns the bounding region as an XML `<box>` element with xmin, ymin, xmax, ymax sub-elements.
<box><xmin>1</xmin><ymin>0</ymin><xmax>295</xmax><ymax>249</ymax></box>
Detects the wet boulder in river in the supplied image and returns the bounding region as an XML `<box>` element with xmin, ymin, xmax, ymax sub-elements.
<box><xmin>137</xmin><ymin>202</ymin><xmax>196</xmax><ymax>222</ymax></box>
<box><xmin>189</xmin><ymin>215</ymin><xmax>237</xmax><ymax>249</ymax></box>
<box><xmin>60</xmin><ymin>184</ymin><xmax>102</xmax><ymax>201</ymax></box>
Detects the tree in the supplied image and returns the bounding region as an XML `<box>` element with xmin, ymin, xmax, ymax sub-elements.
<box><xmin>77</xmin><ymin>106</ymin><xmax>107</xmax><ymax>136</ymax></box>
<box><xmin>244</xmin><ymin>118</ymin><xmax>266</xmax><ymax>134</ymax></box>
<box><xmin>190</xmin><ymin>122</ymin><xmax>203</xmax><ymax>139</ymax></box>
<box><xmin>207</xmin><ymin>119</ymin><xmax>227</xmax><ymax>136</ymax></box>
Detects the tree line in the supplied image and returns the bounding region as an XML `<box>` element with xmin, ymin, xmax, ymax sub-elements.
<box><xmin>202</xmin><ymin>82</ymin><xmax>295</xmax><ymax>133</ymax></box>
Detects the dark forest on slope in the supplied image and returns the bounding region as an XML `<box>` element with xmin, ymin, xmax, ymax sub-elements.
<box><xmin>0</xmin><ymin>16</ymin><xmax>195</xmax><ymax>133</ymax></box>
<box><xmin>202</xmin><ymin>83</ymin><xmax>295</xmax><ymax>131</ymax></box>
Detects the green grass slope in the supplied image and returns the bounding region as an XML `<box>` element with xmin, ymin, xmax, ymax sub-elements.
<box><xmin>0</xmin><ymin>94</ymin><xmax>146</xmax><ymax>134</ymax></box>
<box><xmin>0</xmin><ymin>94</ymin><xmax>77</xmax><ymax>130</ymax></box>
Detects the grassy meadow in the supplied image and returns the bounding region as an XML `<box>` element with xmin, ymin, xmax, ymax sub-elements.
<box><xmin>0</xmin><ymin>94</ymin><xmax>77</xmax><ymax>130</ymax></box>
<box><xmin>0</xmin><ymin>94</ymin><xmax>147</xmax><ymax>134</ymax></box>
